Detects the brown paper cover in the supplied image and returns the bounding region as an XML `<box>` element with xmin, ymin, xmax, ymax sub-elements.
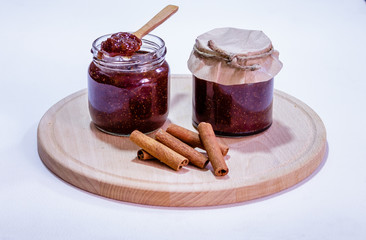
<box><xmin>187</xmin><ymin>27</ymin><xmax>283</xmax><ymax>85</ymax></box>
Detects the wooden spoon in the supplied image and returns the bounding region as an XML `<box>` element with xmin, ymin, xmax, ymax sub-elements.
<box><xmin>98</xmin><ymin>5</ymin><xmax>178</xmax><ymax>58</ymax></box>
<box><xmin>133</xmin><ymin>5</ymin><xmax>179</xmax><ymax>39</ymax></box>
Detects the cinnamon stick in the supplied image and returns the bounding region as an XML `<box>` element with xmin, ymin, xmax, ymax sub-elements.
<box><xmin>166</xmin><ymin>123</ymin><xmax>229</xmax><ymax>156</ymax></box>
<box><xmin>197</xmin><ymin>122</ymin><xmax>228</xmax><ymax>176</ymax></box>
<box><xmin>137</xmin><ymin>149</ymin><xmax>155</xmax><ymax>160</ymax></box>
<box><xmin>155</xmin><ymin>129</ymin><xmax>209</xmax><ymax>169</ymax></box>
<box><xmin>130</xmin><ymin>130</ymin><xmax>188</xmax><ymax>171</ymax></box>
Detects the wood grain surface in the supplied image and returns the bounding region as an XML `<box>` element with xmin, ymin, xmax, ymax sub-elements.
<box><xmin>37</xmin><ymin>75</ymin><xmax>327</xmax><ymax>207</ymax></box>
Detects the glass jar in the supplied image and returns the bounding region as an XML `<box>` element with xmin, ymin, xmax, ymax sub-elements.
<box><xmin>192</xmin><ymin>76</ymin><xmax>274</xmax><ymax>136</ymax></box>
<box><xmin>188</xmin><ymin>27</ymin><xmax>282</xmax><ymax>136</ymax></box>
<box><xmin>88</xmin><ymin>33</ymin><xmax>170</xmax><ymax>136</ymax></box>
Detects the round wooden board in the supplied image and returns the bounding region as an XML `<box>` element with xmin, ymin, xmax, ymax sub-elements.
<box><xmin>37</xmin><ymin>75</ymin><xmax>327</xmax><ymax>207</ymax></box>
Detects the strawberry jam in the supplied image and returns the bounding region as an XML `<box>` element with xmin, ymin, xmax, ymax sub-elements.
<box><xmin>192</xmin><ymin>77</ymin><xmax>273</xmax><ymax>136</ymax></box>
<box><xmin>101</xmin><ymin>32</ymin><xmax>142</xmax><ymax>57</ymax></box>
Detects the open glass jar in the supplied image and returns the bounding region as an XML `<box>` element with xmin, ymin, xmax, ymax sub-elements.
<box><xmin>188</xmin><ymin>28</ymin><xmax>282</xmax><ymax>136</ymax></box>
<box><xmin>88</xmin><ymin>33</ymin><xmax>170</xmax><ymax>136</ymax></box>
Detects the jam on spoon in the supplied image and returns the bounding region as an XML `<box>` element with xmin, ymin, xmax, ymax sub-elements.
<box><xmin>101</xmin><ymin>32</ymin><xmax>142</xmax><ymax>57</ymax></box>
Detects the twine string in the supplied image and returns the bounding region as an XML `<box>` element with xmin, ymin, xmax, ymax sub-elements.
<box><xmin>193</xmin><ymin>40</ymin><xmax>274</xmax><ymax>71</ymax></box>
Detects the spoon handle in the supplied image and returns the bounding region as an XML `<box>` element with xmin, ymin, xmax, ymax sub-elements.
<box><xmin>134</xmin><ymin>5</ymin><xmax>179</xmax><ymax>39</ymax></box>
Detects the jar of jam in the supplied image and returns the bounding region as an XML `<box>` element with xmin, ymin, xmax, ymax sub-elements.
<box><xmin>188</xmin><ymin>28</ymin><xmax>282</xmax><ymax>136</ymax></box>
<box><xmin>88</xmin><ymin>33</ymin><xmax>170</xmax><ymax>136</ymax></box>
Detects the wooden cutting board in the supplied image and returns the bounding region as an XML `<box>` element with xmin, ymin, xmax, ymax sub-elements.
<box><xmin>37</xmin><ymin>75</ymin><xmax>327</xmax><ymax>207</ymax></box>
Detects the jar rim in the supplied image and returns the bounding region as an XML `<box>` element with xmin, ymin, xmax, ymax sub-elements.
<box><xmin>91</xmin><ymin>32</ymin><xmax>166</xmax><ymax>63</ymax></box>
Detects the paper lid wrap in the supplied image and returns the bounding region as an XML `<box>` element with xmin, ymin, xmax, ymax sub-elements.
<box><xmin>187</xmin><ymin>28</ymin><xmax>283</xmax><ymax>85</ymax></box>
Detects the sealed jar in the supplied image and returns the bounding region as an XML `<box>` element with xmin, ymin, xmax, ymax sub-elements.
<box><xmin>188</xmin><ymin>28</ymin><xmax>282</xmax><ymax>136</ymax></box>
<box><xmin>88</xmin><ymin>33</ymin><xmax>170</xmax><ymax>136</ymax></box>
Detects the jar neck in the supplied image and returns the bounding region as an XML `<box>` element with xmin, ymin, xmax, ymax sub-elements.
<box><xmin>91</xmin><ymin>33</ymin><xmax>166</xmax><ymax>72</ymax></box>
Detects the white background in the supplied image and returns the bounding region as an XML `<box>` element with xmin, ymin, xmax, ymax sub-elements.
<box><xmin>1</xmin><ymin>0</ymin><xmax>366</xmax><ymax>239</ymax></box>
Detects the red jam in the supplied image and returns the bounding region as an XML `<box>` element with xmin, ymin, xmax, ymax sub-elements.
<box><xmin>192</xmin><ymin>76</ymin><xmax>274</xmax><ymax>136</ymax></box>
<box><xmin>101</xmin><ymin>32</ymin><xmax>142</xmax><ymax>56</ymax></box>
<box><xmin>88</xmin><ymin>60</ymin><xmax>169</xmax><ymax>135</ymax></box>
<box><xmin>88</xmin><ymin>34</ymin><xmax>169</xmax><ymax>135</ymax></box>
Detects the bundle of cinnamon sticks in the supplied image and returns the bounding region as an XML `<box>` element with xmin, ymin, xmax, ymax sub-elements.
<box><xmin>130</xmin><ymin>122</ymin><xmax>229</xmax><ymax>176</ymax></box>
